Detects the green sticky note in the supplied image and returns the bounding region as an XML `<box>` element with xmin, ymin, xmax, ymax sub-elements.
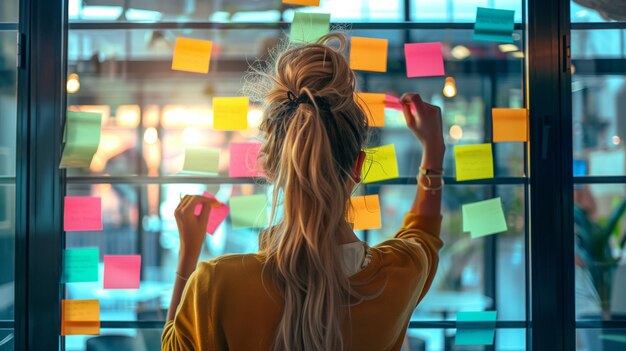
<box><xmin>455</xmin><ymin>311</ymin><xmax>497</xmax><ymax>346</ymax></box>
<box><xmin>290</xmin><ymin>12</ymin><xmax>331</xmax><ymax>44</ymax></box>
<box><xmin>182</xmin><ymin>147</ymin><xmax>220</xmax><ymax>174</ymax></box>
<box><xmin>362</xmin><ymin>144</ymin><xmax>399</xmax><ymax>184</ymax></box>
<box><xmin>229</xmin><ymin>194</ymin><xmax>268</xmax><ymax>229</ymax></box>
<box><xmin>473</xmin><ymin>7</ymin><xmax>515</xmax><ymax>43</ymax></box>
<box><xmin>462</xmin><ymin>197</ymin><xmax>508</xmax><ymax>238</ymax></box>
<box><xmin>454</xmin><ymin>143</ymin><xmax>494</xmax><ymax>181</ymax></box>
<box><xmin>600</xmin><ymin>334</ymin><xmax>626</xmax><ymax>343</ymax></box>
<box><xmin>63</xmin><ymin>248</ymin><xmax>99</xmax><ymax>283</ymax></box>
<box><xmin>60</xmin><ymin>111</ymin><xmax>102</xmax><ymax>169</ymax></box>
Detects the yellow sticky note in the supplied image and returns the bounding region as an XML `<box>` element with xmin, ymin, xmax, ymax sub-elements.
<box><xmin>213</xmin><ymin>97</ymin><xmax>249</xmax><ymax>131</ymax></box>
<box><xmin>171</xmin><ymin>38</ymin><xmax>213</xmax><ymax>74</ymax></box>
<box><xmin>492</xmin><ymin>108</ymin><xmax>528</xmax><ymax>142</ymax></box>
<box><xmin>349</xmin><ymin>37</ymin><xmax>388</xmax><ymax>72</ymax></box>
<box><xmin>454</xmin><ymin>143</ymin><xmax>494</xmax><ymax>181</ymax></box>
<box><xmin>349</xmin><ymin>195</ymin><xmax>382</xmax><ymax>230</ymax></box>
<box><xmin>61</xmin><ymin>299</ymin><xmax>100</xmax><ymax>336</ymax></box>
<box><xmin>362</xmin><ymin>144</ymin><xmax>399</xmax><ymax>183</ymax></box>
<box><xmin>283</xmin><ymin>0</ymin><xmax>320</xmax><ymax>6</ymax></box>
<box><xmin>356</xmin><ymin>93</ymin><xmax>386</xmax><ymax>127</ymax></box>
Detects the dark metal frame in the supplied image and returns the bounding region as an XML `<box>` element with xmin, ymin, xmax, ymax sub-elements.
<box><xmin>8</xmin><ymin>0</ymin><xmax>626</xmax><ymax>349</ymax></box>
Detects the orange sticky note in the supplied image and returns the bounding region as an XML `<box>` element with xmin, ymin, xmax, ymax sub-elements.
<box><xmin>61</xmin><ymin>299</ymin><xmax>100</xmax><ymax>336</ymax></box>
<box><xmin>349</xmin><ymin>37</ymin><xmax>388</xmax><ymax>72</ymax></box>
<box><xmin>283</xmin><ymin>0</ymin><xmax>320</xmax><ymax>6</ymax></box>
<box><xmin>213</xmin><ymin>97</ymin><xmax>249</xmax><ymax>130</ymax></box>
<box><xmin>171</xmin><ymin>38</ymin><xmax>213</xmax><ymax>74</ymax></box>
<box><xmin>356</xmin><ymin>93</ymin><xmax>386</xmax><ymax>127</ymax></box>
<box><xmin>492</xmin><ymin>108</ymin><xmax>528</xmax><ymax>142</ymax></box>
<box><xmin>349</xmin><ymin>195</ymin><xmax>382</xmax><ymax>230</ymax></box>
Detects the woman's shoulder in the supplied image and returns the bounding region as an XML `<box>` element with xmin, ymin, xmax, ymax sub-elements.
<box><xmin>197</xmin><ymin>253</ymin><xmax>266</xmax><ymax>277</ymax></box>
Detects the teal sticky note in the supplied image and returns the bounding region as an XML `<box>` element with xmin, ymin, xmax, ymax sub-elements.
<box><xmin>473</xmin><ymin>7</ymin><xmax>515</xmax><ymax>44</ymax></box>
<box><xmin>182</xmin><ymin>147</ymin><xmax>220</xmax><ymax>174</ymax></box>
<box><xmin>290</xmin><ymin>12</ymin><xmax>331</xmax><ymax>44</ymax></box>
<box><xmin>63</xmin><ymin>248</ymin><xmax>99</xmax><ymax>283</ymax></box>
<box><xmin>59</xmin><ymin>111</ymin><xmax>102</xmax><ymax>169</ymax></box>
<box><xmin>229</xmin><ymin>194</ymin><xmax>268</xmax><ymax>229</ymax></box>
<box><xmin>462</xmin><ymin>197</ymin><xmax>508</xmax><ymax>238</ymax></box>
<box><xmin>455</xmin><ymin>311</ymin><xmax>497</xmax><ymax>346</ymax></box>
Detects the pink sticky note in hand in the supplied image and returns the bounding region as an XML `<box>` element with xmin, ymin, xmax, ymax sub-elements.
<box><xmin>64</xmin><ymin>196</ymin><xmax>103</xmax><ymax>231</ymax></box>
<box><xmin>103</xmin><ymin>255</ymin><xmax>141</xmax><ymax>289</ymax></box>
<box><xmin>193</xmin><ymin>192</ymin><xmax>230</xmax><ymax>235</ymax></box>
<box><xmin>229</xmin><ymin>142</ymin><xmax>264</xmax><ymax>178</ymax></box>
<box><xmin>384</xmin><ymin>95</ymin><xmax>417</xmax><ymax>113</ymax></box>
<box><xmin>404</xmin><ymin>42</ymin><xmax>445</xmax><ymax>78</ymax></box>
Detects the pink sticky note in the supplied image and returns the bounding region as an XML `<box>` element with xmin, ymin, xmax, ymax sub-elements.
<box><xmin>404</xmin><ymin>42</ymin><xmax>445</xmax><ymax>78</ymax></box>
<box><xmin>193</xmin><ymin>192</ymin><xmax>230</xmax><ymax>235</ymax></box>
<box><xmin>103</xmin><ymin>255</ymin><xmax>141</xmax><ymax>289</ymax></box>
<box><xmin>384</xmin><ymin>95</ymin><xmax>417</xmax><ymax>113</ymax></box>
<box><xmin>229</xmin><ymin>142</ymin><xmax>264</xmax><ymax>178</ymax></box>
<box><xmin>64</xmin><ymin>196</ymin><xmax>103</xmax><ymax>232</ymax></box>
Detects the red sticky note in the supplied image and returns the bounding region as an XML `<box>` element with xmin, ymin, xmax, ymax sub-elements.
<box><xmin>193</xmin><ymin>192</ymin><xmax>230</xmax><ymax>235</ymax></box>
<box><xmin>384</xmin><ymin>95</ymin><xmax>417</xmax><ymax>113</ymax></box>
<box><xmin>404</xmin><ymin>42</ymin><xmax>445</xmax><ymax>78</ymax></box>
<box><xmin>229</xmin><ymin>142</ymin><xmax>264</xmax><ymax>178</ymax></box>
<box><xmin>103</xmin><ymin>255</ymin><xmax>141</xmax><ymax>289</ymax></box>
<box><xmin>64</xmin><ymin>196</ymin><xmax>103</xmax><ymax>232</ymax></box>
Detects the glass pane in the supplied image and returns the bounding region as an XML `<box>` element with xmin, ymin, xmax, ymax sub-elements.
<box><xmin>0</xmin><ymin>31</ymin><xmax>17</xmax><ymax>177</ymax></box>
<box><xmin>65</xmin><ymin>328</ymin><xmax>163</xmax><ymax>351</ymax></box>
<box><xmin>0</xmin><ymin>185</ymin><xmax>15</xmax><ymax>321</ymax></box>
<box><xmin>411</xmin><ymin>0</ymin><xmax>523</xmax><ymax>23</ymax></box>
<box><xmin>571</xmin><ymin>1</ymin><xmax>626</xmax><ymax>23</ymax></box>
<box><xmin>406</xmin><ymin>328</ymin><xmax>526</xmax><ymax>351</ymax></box>
<box><xmin>576</xmin><ymin>328</ymin><xmax>626</xmax><ymax>351</ymax></box>
<box><xmin>0</xmin><ymin>329</ymin><xmax>14</xmax><ymax>350</ymax></box>
<box><xmin>0</xmin><ymin>2</ymin><xmax>18</xmax><ymax>23</ymax></box>
<box><xmin>574</xmin><ymin>184</ymin><xmax>626</xmax><ymax>321</ymax></box>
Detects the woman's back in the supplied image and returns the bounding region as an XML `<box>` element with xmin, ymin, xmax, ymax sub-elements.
<box><xmin>162</xmin><ymin>214</ymin><xmax>442</xmax><ymax>350</ymax></box>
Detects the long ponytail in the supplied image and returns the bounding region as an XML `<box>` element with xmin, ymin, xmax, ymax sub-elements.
<box><xmin>247</xmin><ymin>33</ymin><xmax>369</xmax><ymax>350</ymax></box>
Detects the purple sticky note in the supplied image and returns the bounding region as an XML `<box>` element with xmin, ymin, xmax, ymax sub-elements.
<box><xmin>229</xmin><ymin>142</ymin><xmax>264</xmax><ymax>178</ymax></box>
<box><xmin>404</xmin><ymin>42</ymin><xmax>445</xmax><ymax>78</ymax></box>
<box><xmin>103</xmin><ymin>255</ymin><xmax>141</xmax><ymax>289</ymax></box>
<box><xmin>64</xmin><ymin>196</ymin><xmax>103</xmax><ymax>232</ymax></box>
<box><xmin>193</xmin><ymin>192</ymin><xmax>230</xmax><ymax>235</ymax></box>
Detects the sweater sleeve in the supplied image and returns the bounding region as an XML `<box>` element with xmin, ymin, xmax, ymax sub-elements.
<box><xmin>161</xmin><ymin>262</ymin><xmax>217</xmax><ymax>351</ymax></box>
<box><xmin>392</xmin><ymin>213</ymin><xmax>444</xmax><ymax>303</ymax></box>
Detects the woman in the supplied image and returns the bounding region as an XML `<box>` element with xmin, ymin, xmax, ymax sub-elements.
<box><xmin>162</xmin><ymin>33</ymin><xmax>444</xmax><ymax>351</ymax></box>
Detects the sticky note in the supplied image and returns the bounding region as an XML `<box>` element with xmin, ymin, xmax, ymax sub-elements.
<box><xmin>291</xmin><ymin>12</ymin><xmax>330</xmax><ymax>44</ymax></box>
<box><xmin>61</xmin><ymin>299</ymin><xmax>100</xmax><ymax>336</ymax></box>
<box><xmin>64</xmin><ymin>248</ymin><xmax>99</xmax><ymax>283</ymax></box>
<box><xmin>462</xmin><ymin>198</ymin><xmax>508</xmax><ymax>238</ymax></box>
<box><xmin>492</xmin><ymin>108</ymin><xmax>528</xmax><ymax>142</ymax></box>
<box><xmin>194</xmin><ymin>192</ymin><xmax>230</xmax><ymax>235</ymax></box>
<box><xmin>213</xmin><ymin>97</ymin><xmax>249</xmax><ymax>130</ymax></box>
<box><xmin>573</xmin><ymin>159</ymin><xmax>587</xmax><ymax>176</ymax></box>
<box><xmin>182</xmin><ymin>147</ymin><xmax>220</xmax><ymax>174</ymax></box>
<box><xmin>59</xmin><ymin>111</ymin><xmax>102</xmax><ymax>169</ymax></box>
<box><xmin>356</xmin><ymin>93</ymin><xmax>386</xmax><ymax>127</ymax></box>
<box><xmin>229</xmin><ymin>142</ymin><xmax>264</xmax><ymax>178</ymax></box>
<box><xmin>600</xmin><ymin>334</ymin><xmax>626</xmax><ymax>343</ymax></box>
<box><xmin>283</xmin><ymin>0</ymin><xmax>320</xmax><ymax>5</ymax></box>
<box><xmin>64</xmin><ymin>196</ymin><xmax>103</xmax><ymax>232</ymax></box>
<box><xmin>349</xmin><ymin>195</ymin><xmax>382</xmax><ymax>230</ymax></box>
<box><xmin>454</xmin><ymin>143</ymin><xmax>494</xmax><ymax>181</ymax></box>
<box><xmin>229</xmin><ymin>194</ymin><xmax>268</xmax><ymax>229</ymax></box>
<box><xmin>349</xmin><ymin>37</ymin><xmax>388</xmax><ymax>72</ymax></box>
<box><xmin>103</xmin><ymin>255</ymin><xmax>141</xmax><ymax>289</ymax></box>
<box><xmin>473</xmin><ymin>7</ymin><xmax>515</xmax><ymax>43</ymax></box>
<box><xmin>455</xmin><ymin>311</ymin><xmax>497</xmax><ymax>346</ymax></box>
<box><xmin>362</xmin><ymin>144</ymin><xmax>399</xmax><ymax>184</ymax></box>
<box><xmin>171</xmin><ymin>38</ymin><xmax>213</xmax><ymax>74</ymax></box>
<box><xmin>404</xmin><ymin>42</ymin><xmax>445</xmax><ymax>78</ymax></box>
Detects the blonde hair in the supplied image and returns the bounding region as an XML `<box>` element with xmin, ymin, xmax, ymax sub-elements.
<box><xmin>246</xmin><ymin>33</ymin><xmax>369</xmax><ymax>351</ymax></box>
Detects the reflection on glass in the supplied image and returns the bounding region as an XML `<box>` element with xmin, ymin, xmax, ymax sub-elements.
<box><xmin>65</xmin><ymin>328</ymin><xmax>163</xmax><ymax>351</ymax></box>
<box><xmin>577</xmin><ymin>328</ymin><xmax>626</xmax><ymax>351</ymax></box>
<box><xmin>571</xmin><ymin>1</ymin><xmax>626</xmax><ymax>23</ymax></box>
<box><xmin>574</xmin><ymin>184</ymin><xmax>626</xmax><ymax>321</ymax></box>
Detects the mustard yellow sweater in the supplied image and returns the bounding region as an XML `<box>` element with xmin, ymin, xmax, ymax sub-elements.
<box><xmin>162</xmin><ymin>213</ymin><xmax>442</xmax><ymax>350</ymax></box>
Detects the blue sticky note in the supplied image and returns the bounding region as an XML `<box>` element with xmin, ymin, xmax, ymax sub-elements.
<box><xmin>473</xmin><ymin>7</ymin><xmax>515</xmax><ymax>44</ymax></box>
<box><xmin>455</xmin><ymin>311</ymin><xmax>497</xmax><ymax>346</ymax></box>
<box><xmin>573</xmin><ymin>159</ymin><xmax>587</xmax><ymax>176</ymax></box>
<box><xmin>63</xmin><ymin>248</ymin><xmax>99</xmax><ymax>283</ymax></box>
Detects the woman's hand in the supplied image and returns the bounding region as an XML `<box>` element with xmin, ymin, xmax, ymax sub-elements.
<box><xmin>174</xmin><ymin>195</ymin><xmax>217</xmax><ymax>277</ymax></box>
<box><xmin>400</xmin><ymin>93</ymin><xmax>445</xmax><ymax>169</ymax></box>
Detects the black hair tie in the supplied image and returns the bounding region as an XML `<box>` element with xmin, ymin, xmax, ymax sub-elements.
<box><xmin>286</xmin><ymin>92</ymin><xmax>331</xmax><ymax>112</ymax></box>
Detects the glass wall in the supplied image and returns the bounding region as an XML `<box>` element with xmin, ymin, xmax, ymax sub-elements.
<box><xmin>570</xmin><ymin>1</ymin><xmax>626</xmax><ymax>350</ymax></box>
<box><xmin>0</xmin><ymin>1</ymin><xmax>18</xmax><ymax>350</ymax></box>
<box><xmin>62</xmin><ymin>1</ymin><xmax>528</xmax><ymax>350</ymax></box>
